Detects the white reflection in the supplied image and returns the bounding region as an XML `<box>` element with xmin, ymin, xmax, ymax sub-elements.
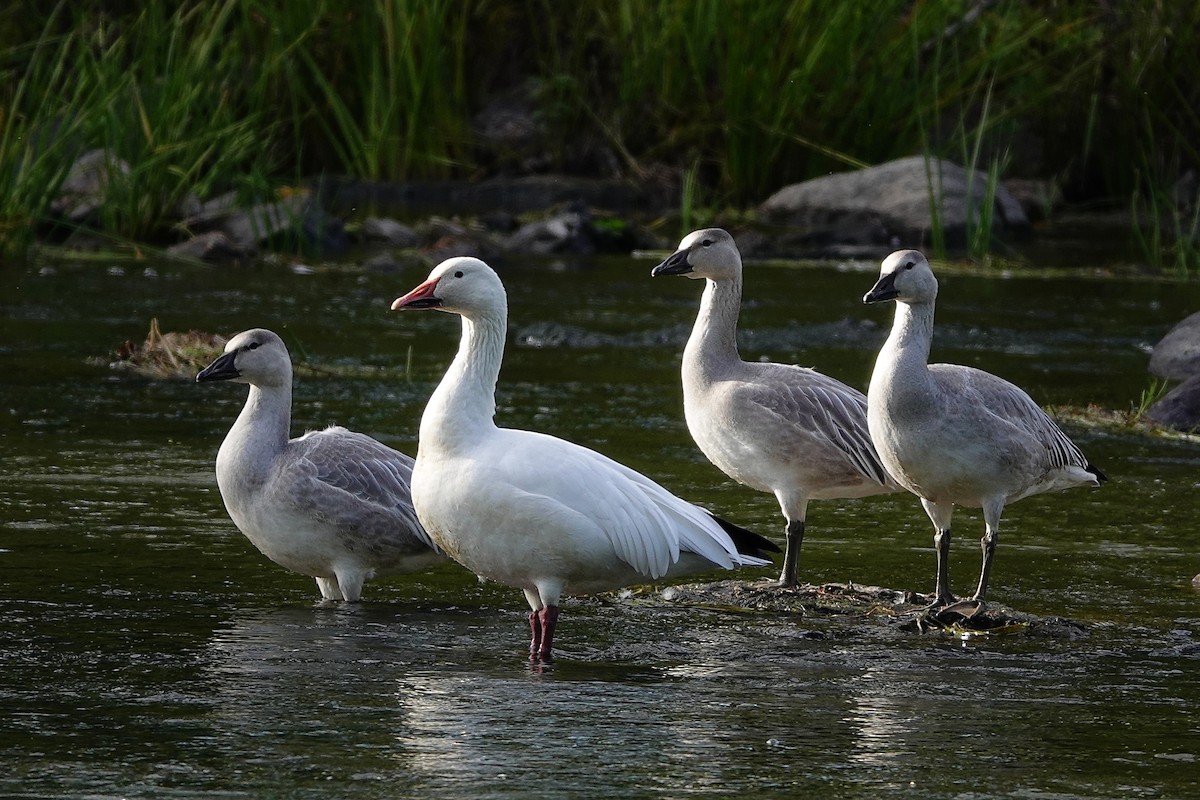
<box><xmin>843</xmin><ymin>667</ymin><xmax>917</xmax><ymax>767</ymax></box>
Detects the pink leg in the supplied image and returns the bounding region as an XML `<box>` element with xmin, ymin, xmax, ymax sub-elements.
<box><xmin>528</xmin><ymin>610</ymin><xmax>543</xmax><ymax>660</ymax></box>
<box><xmin>536</xmin><ymin>605</ymin><xmax>560</xmax><ymax>663</ymax></box>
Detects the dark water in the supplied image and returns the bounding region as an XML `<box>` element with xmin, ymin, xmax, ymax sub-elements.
<box><xmin>2</xmin><ymin>251</ymin><xmax>1199</xmax><ymax>798</ymax></box>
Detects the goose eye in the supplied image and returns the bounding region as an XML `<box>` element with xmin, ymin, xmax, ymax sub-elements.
<box><xmin>903</xmin><ymin>261</ymin><xmax>915</xmax><ymax>270</ymax></box>
<box><xmin>701</xmin><ymin>239</ymin><xmax>713</xmax><ymax>247</ymax></box>
<box><xmin>454</xmin><ymin>270</ymin><xmax>464</xmax><ymax>278</ymax></box>
<box><xmin>246</xmin><ymin>342</ymin><xmax>261</xmax><ymax>351</ymax></box>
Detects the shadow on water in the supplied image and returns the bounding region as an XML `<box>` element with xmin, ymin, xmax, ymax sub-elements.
<box><xmin>2</xmin><ymin>253</ymin><xmax>1199</xmax><ymax>798</ymax></box>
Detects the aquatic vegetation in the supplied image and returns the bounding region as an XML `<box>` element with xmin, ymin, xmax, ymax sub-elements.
<box><xmin>108</xmin><ymin>318</ymin><xmax>227</xmax><ymax>380</ymax></box>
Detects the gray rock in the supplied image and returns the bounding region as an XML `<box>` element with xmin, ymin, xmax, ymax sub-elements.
<box><xmin>51</xmin><ymin>148</ymin><xmax>131</xmax><ymax>221</ymax></box>
<box><xmin>173</xmin><ymin>191</ymin><xmax>204</xmax><ymax>220</ymax></box>
<box><xmin>1004</xmin><ymin>178</ymin><xmax>1062</xmax><ymax>222</ymax></box>
<box><xmin>166</xmin><ymin>231</ymin><xmax>246</xmax><ymax>262</ymax></box>
<box><xmin>1144</xmin><ymin>374</ymin><xmax>1200</xmax><ymax>432</ymax></box>
<box><xmin>220</xmin><ymin>194</ymin><xmax>309</xmax><ymax>250</ymax></box>
<box><xmin>1149</xmin><ymin>310</ymin><xmax>1200</xmax><ymax>380</ymax></box>
<box><xmin>182</xmin><ymin>190</ymin><xmax>346</xmax><ymax>255</ymax></box>
<box><xmin>759</xmin><ymin>155</ymin><xmax>1029</xmax><ymax>251</ymax></box>
<box><xmin>419</xmin><ymin>218</ymin><xmax>504</xmax><ymax>262</ymax></box>
<box><xmin>505</xmin><ymin>210</ymin><xmax>593</xmax><ymax>255</ymax></box>
<box><xmin>362</xmin><ymin>217</ymin><xmax>418</xmax><ymax>247</ymax></box>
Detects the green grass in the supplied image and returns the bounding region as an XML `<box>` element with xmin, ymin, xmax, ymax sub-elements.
<box><xmin>285</xmin><ymin>0</ymin><xmax>472</xmax><ymax>181</ymax></box>
<box><xmin>0</xmin><ymin>1</ymin><xmax>1198</xmax><ymax>270</ymax></box>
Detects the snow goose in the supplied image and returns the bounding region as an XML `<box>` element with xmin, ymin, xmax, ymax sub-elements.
<box><xmin>652</xmin><ymin>228</ymin><xmax>899</xmax><ymax>588</ymax></box>
<box><xmin>196</xmin><ymin>328</ymin><xmax>443</xmax><ymax>601</ymax></box>
<box><xmin>391</xmin><ymin>257</ymin><xmax>778</xmax><ymax>662</ymax></box>
<box><xmin>863</xmin><ymin>250</ymin><xmax>1105</xmax><ymax>609</ymax></box>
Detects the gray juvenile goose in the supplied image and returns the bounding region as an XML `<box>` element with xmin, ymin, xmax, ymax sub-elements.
<box><xmin>653</xmin><ymin>228</ymin><xmax>898</xmax><ymax>588</ymax></box>
<box><xmin>197</xmin><ymin>328</ymin><xmax>443</xmax><ymax>601</ymax></box>
<box><xmin>863</xmin><ymin>250</ymin><xmax>1105</xmax><ymax>609</ymax></box>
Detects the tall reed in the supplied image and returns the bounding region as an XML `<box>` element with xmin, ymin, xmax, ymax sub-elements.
<box><xmin>1</xmin><ymin>0</ymin><xmax>1197</xmax><ymax>271</ymax></box>
<box><xmin>0</xmin><ymin>3</ymin><xmax>101</xmax><ymax>258</ymax></box>
<box><xmin>286</xmin><ymin>0</ymin><xmax>472</xmax><ymax>181</ymax></box>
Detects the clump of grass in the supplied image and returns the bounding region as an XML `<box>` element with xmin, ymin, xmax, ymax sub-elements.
<box><xmin>108</xmin><ymin>318</ymin><xmax>227</xmax><ymax>380</ymax></box>
<box><xmin>1132</xmin><ymin>377</ymin><xmax>1172</xmax><ymax>420</ymax></box>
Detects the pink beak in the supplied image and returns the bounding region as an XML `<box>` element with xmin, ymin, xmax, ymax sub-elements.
<box><xmin>391</xmin><ymin>277</ymin><xmax>441</xmax><ymax>311</ymax></box>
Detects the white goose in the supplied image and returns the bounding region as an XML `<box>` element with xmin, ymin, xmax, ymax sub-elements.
<box><xmin>197</xmin><ymin>328</ymin><xmax>443</xmax><ymax>601</ymax></box>
<box><xmin>863</xmin><ymin>250</ymin><xmax>1105</xmax><ymax>609</ymax></box>
<box><xmin>391</xmin><ymin>257</ymin><xmax>778</xmax><ymax>662</ymax></box>
<box><xmin>652</xmin><ymin>228</ymin><xmax>899</xmax><ymax>588</ymax></box>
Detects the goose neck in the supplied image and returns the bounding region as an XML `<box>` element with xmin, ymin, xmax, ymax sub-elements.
<box><xmin>887</xmin><ymin>300</ymin><xmax>935</xmax><ymax>364</ymax></box>
<box><xmin>684</xmin><ymin>276</ymin><xmax>743</xmax><ymax>377</ymax></box>
<box><xmin>872</xmin><ymin>300</ymin><xmax>937</xmax><ymax>403</ymax></box>
<box><xmin>421</xmin><ymin>312</ymin><xmax>505</xmax><ymax>447</ymax></box>
<box><xmin>222</xmin><ymin>383</ymin><xmax>291</xmax><ymax>468</ymax></box>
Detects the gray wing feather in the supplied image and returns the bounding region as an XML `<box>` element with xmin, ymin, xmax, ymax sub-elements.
<box><xmin>747</xmin><ymin>364</ymin><xmax>893</xmax><ymax>486</ymax></box>
<box><xmin>292</xmin><ymin>426</ymin><xmax>438</xmax><ymax>552</ymax></box>
<box><xmin>932</xmin><ymin>365</ymin><xmax>1091</xmax><ymax>472</ymax></box>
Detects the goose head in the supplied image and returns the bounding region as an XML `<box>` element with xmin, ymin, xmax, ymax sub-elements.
<box><xmin>651</xmin><ymin>228</ymin><xmax>741</xmax><ymax>281</ymax></box>
<box><xmin>863</xmin><ymin>249</ymin><xmax>938</xmax><ymax>306</ymax></box>
<box><xmin>391</xmin><ymin>257</ymin><xmax>507</xmax><ymax>319</ymax></box>
<box><xmin>196</xmin><ymin>328</ymin><xmax>292</xmax><ymax>388</ymax></box>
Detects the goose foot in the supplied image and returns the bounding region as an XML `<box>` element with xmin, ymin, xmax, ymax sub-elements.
<box><xmin>940</xmin><ymin>597</ymin><xmax>986</xmax><ymax>618</ymax></box>
<box><xmin>919</xmin><ymin>592</ymin><xmax>959</xmax><ymax>612</ymax></box>
<box><xmin>910</xmin><ymin>597</ymin><xmax>989</xmax><ymax>632</ymax></box>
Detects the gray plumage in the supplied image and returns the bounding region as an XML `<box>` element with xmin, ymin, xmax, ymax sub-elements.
<box><xmin>863</xmin><ymin>249</ymin><xmax>1105</xmax><ymax>608</ymax></box>
<box><xmin>653</xmin><ymin>228</ymin><xmax>899</xmax><ymax>588</ymax></box>
<box><xmin>196</xmin><ymin>328</ymin><xmax>442</xmax><ymax>601</ymax></box>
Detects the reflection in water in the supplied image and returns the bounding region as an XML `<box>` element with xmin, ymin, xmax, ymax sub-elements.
<box><xmin>394</xmin><ymin>670</ymin><xmax>763</xmax><ymax>796</ymax></box>
<box><xmin>843</xmin><ymin>668</ymin><xmax>916</xmax><ymax>769</ymax></box>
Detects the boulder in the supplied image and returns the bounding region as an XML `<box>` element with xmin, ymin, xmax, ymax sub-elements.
<box><xmin>759</xmin><ymin>155</ymin><xmax>1029</xmax><ymax>253</ymax></box>
<box><xmin>418</xmin><ymin>218</ymin><xmax>504</xmax><ymax>263</ymax></box>
<box><xmin>1004</xmin><ymin>177</ymin><xmax>1062</xmax><ymax>222</ymax></box>
<box><xmin>182</xmin><ymin>188</ymin><xmax>346</xmax><ymax>255</ymax></box>
<box><xmin>1149</xmin><ymin>310</ymin><xmax>1200</xmax><ymax>380</ymax></box>
<box><xmin>51</xmin><ymin>148</ymin><xmax>130</xmax><ymax>222</ymax></box>
<box><xmin>505</xmin><ymin>208</ymin><xmax>594</xmax><ymax>255</ymax></box>
<box><xmin>1144</xmin><ymin>374</ymin><xmax>1200</xmax><ymax>432</ymax></box>
<box><xmin>362</xmin><ymin>216</ymin><xmax>418</xmax><ymax>247</ymax></box>
<box><xmin>166</xmin><ymin>231</ymin><xmax>246</xmax><ymax>262</ymax></box>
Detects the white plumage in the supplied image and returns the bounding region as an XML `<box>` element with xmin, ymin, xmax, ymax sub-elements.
<box><xmin>652</xmin><ymin>228</ymin><xmax>899</xmax><ymax>588</ymax></box>
<box><xmin>392</xmin><ymin>257</ymin><xmax>776</xmax><ymax>662</ymax></box>
<box><xmin>197</xmin><ymin>328</ymin><xmax>443</xmax><ymax>601</ymax></box>
<box><xmin>863</xmin><ymin>250</ymin><xmax>1105</xmax><ymax>608</ymax></box>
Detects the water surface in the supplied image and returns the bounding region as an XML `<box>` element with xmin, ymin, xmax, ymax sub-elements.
<box><xmin>2</xmin><ymin>251</ymin><xmax>1198</xmax><ymax>798</ymax></box>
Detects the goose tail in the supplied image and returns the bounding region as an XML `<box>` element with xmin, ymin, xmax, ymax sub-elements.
<box><xmin>708</xmin><ymin>513</ymin><xmax>781</xmax><ymax>562</ymax></box>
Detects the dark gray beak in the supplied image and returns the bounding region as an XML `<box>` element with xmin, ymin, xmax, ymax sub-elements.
<box><xmin>196</xmin><ymin>351</ymin><xmax>240</xmax><ymax>383</ymax></box>
<box><xmin>863</xmin><ymin>271</ymin><xmax>900</xmax><ymax>304</ymax></box>
<box><xmin>651</xmin><ymin>249</ymin><xmax>692</xmax><ymax>277</ymax></box>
